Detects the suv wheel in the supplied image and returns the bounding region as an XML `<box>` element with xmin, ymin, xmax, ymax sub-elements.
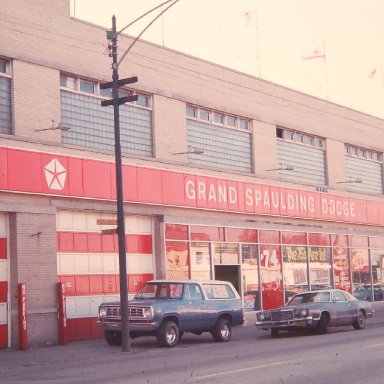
<box><xmin>157</xmin><ymin>321</ymin><xmax>180</xmax><ymax>348</ymax></box>
<box><xmin>212</xmin><ymin>318</ymin><xmax>232</xmax><ymax>342</ymax></box>
<box><xmin>105</xmin><ymin>330</ymin><xmax>122</xmax><ymax>346</ymax></box>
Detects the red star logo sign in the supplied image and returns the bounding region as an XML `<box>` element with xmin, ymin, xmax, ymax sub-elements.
<box><xmin>44</xmin><ymin>159</ymin><xmax>67</xmax><ymax>191</ymax></box>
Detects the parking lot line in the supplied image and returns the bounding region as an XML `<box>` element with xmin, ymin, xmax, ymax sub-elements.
<box><xmin>192</xmin><ymin>360</ymin><xmax>290</xmax><ymax>381</ymax></box>
<box><xmin>363</xmin><ymin>343</ymin><xmax>384</xmax><ymax>349</ymax></box>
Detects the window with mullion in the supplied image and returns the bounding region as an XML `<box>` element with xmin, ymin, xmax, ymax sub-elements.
<box><xmin>61</xmin><ymin>91</ymin><xmax>153</xmax><ymax>156</ymax></box>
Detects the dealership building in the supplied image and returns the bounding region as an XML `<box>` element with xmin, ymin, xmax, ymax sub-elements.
<box><xmin>1</xmin><ymin>0</ymin><xmax>384</xmax><ymax>348</ymax></box>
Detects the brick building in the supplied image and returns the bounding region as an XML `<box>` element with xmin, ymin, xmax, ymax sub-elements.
<box><xmin>1</xmin><ymin>0</ymin><xmax>384</xmax><ymax>348</ymax></box>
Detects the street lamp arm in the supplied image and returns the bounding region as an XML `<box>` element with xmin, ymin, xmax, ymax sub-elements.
<box><xmin>117</xmin><ymin>0</ymin><xmax>181</xmax><ymax>67</ymax></box>
<box><xmin>117</xmin><ymin>0</ymin><xmax>174</xmax><ymax>35</ymax></box>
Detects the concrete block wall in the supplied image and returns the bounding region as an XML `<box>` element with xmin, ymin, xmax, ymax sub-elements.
<box><xmin>153</xmin><ymin>95</ymin><xmax>188</xmax><ymax>161</ymax></box>
<box><xmin>9</xmin><ymin>212</ymin><xmax>58</xmax><ymax>348</ymax></box>
<box><xmin>13</xmin><ymin>61</ymin><xmax>61</xmax><ymax>140</ymax></box>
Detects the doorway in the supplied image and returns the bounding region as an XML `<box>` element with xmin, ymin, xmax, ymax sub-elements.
<box><xmin>214</xmin><ymin>265</ymin><xmax>240</xmax><ymax>294</ymax></box>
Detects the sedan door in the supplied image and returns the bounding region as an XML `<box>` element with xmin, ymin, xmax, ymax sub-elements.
<box><xmin>331</xmin><ymin>291</ymin><xmax>355</xmax><ymax>325</ymax></box>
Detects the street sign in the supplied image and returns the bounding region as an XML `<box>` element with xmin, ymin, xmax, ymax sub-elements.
<box><xmin>97</xmin><ymin>219</ymin><xmax>118</xmax><ymax>225</ymax></box>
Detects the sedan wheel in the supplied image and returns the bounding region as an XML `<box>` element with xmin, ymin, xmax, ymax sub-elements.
<box><xmin>314</xmin><ymin>313</ymin><xmax>328</xmax><ymax>335</ymax></box>
<box><xmin>353</xmin><ymin>310</ymin><xmax>365</xmax><ymax>330</ymax></box>
<box><xmin>271</xmin><ymin>328</ymin><xmax>279</xmax><ymax>338</ymax></box>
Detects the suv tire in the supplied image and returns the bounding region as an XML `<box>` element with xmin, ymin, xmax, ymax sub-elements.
<box><xmin>157</xmin><ymin>321</ymin><xmax>180</xmax><ymax>348</ymax></box>
<box><xmin>105</xmin><ymin>330</ymin><xmax>122</xmax><ymax>346</ymax></box>
<box><xmin>212</xmin><ymin>318</ymin><xmax>232</xmax><ymax>342</ymax></box>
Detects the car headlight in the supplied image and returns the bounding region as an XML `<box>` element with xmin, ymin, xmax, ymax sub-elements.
<box><xmin>294</xmin><ymin>308</ymin><xmax>309</xmax><ymax>317</ymax></box>
<box><xmin>257</xmin><ymin>312</ymin><xmax>266</xmax><ymax>321</ymax></box>
<box><xmin>143</xmin><ymin>308</ymin><xmax>153</xmax><ymax>318</ymax></box>
<box><xmin>99</xmin><ymin>307</ymin><xmax>107</xmax><ymax>318</ymax></box>
<box><xmin>257</xmin><ymin>312</ymin><xmax>270</xmax><ymax>321</ymax></box>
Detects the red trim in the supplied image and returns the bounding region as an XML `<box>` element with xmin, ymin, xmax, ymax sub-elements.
<box><xmin>18</xmin><ymin>283</ymin><xmax>28</xmax><ymax>350</ymax></box>
<box><xmin>165</xmin><ymin>224</ymin><xmax>189</xmax><ymax>240</ymax></box>
<box><xmin>259</xmin><ymin>230</ymin><xmax>280</xmax><ymax>244</ymax></box>
<box><xmin>281</xmin><ymin>231</ymin><xmax>307</xmax><ymax>245</ymax></box>
<box><xmin>1</xmin><ymin>146</ymin><xmax>383</xmax><ymax>226</ymax></box>
<box><xmin>226</xmin><ymin>228</ymin><xmax>258</xmax><ymax>243</ymax></box>
<box><xmin>0</xmin><ymin>281</ymin><xmax>7</xmax><ymax>302</ymax></box>
<box><xmin>0</xmin><ymin>324</ymin><xmax>7</xmax><ymax>349</ymax></box>
<box><xmin>66</xmin><ymin>318</ymin><xmax>103</xmax><ymax>341</ymax></box>
<box><xmin>0</xmin><ymin>238</ymin><xmax>6</xmax><ymax>259</ymax></box>
<box><xmin>57</xmin><ymin>282</ymin><xmax>68</xmax><ymax>346</ymax></box>
<box><xmin>308</xmin><ymin>233</ymin><xmax>331</xmax><ymax>246</ymax></box>
<box><xmin>58</xmin><ymin>273</ymin><xmax>154</xmax><ymax>295</ymax></box>
<box><xmin>57</xmin><ymin>232</ymin><xmax>152</xmax><ymax>253</ymax></box>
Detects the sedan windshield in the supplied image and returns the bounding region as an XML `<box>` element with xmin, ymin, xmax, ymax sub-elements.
<box><xmin>287</xmin><ymin>291</ymin><xmax>330</xmax><ymax>305</ymax></box>
<box><xmin>135</xmin><ymin>283</ymin><xmax>184</xmax><ymax>300</ymax></box>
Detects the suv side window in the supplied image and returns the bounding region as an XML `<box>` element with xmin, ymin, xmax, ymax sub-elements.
<box><xmin>202</xmin><ymin>284</ymin><xmax>236</xmax><ymax>299</ymax></box>
<box><xmin>187</xmin><ymin>284</ymin><xmax>204</xmax><ymax>301</ymax></box>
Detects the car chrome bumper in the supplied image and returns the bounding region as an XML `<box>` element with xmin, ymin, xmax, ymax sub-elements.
<box><xmin>96</xmin><ymin>319</ymin><xmax>159</xmax><ymax>332</ymax></box>
<box><xmin>255</xmin><ymin>316</ymin><xmax>313</xmax><ymax>330</ymax></box>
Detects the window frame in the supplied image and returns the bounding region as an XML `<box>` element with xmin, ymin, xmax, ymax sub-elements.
<box><xmin>186</xmin><ymin>104</ymin><xmax>252</xmax><ymax>132</ymax></box>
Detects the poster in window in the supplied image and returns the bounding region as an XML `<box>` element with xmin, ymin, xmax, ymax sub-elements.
<box><xmin>332</xmin><ymin>235</ymin><xmax>351</xmax><ymax>292</ymax></box>
<box><xmin>259</xmin><ymin>244</ymin><xmax>283</xmax><ymax>309</ymax></box>
<box><xmin>166</xmin><ymin>241</ymin><xmax>189</xmax><ymax>279</ymax></box>
<box><xmin>190</xmin><ymin>242</ymin><xmax>211</xmax><ymax>280</ymax></box>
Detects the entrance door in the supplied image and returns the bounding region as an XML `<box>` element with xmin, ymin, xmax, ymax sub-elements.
<box><xmin>214</xmin><ymin>265</ymin><xmax>240</xmax><ymax>294</ymax></box>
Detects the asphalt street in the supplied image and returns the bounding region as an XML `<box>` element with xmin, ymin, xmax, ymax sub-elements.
<box><xmin>1</xmin><ymin>304</ymin><xmax>384</xmax><ymax>384</ymax></box>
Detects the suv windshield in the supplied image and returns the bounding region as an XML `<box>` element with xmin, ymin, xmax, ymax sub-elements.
<box><xmin>134</xmin><ymin>283</ymin><xmax>184</xmax><ymax>300</ymax></box>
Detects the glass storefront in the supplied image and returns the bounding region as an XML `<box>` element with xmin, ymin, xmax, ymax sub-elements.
<box><xmin>164</xmin><ymin>224</ymin><xmax>384</xmax><ymax>310</ymax></box>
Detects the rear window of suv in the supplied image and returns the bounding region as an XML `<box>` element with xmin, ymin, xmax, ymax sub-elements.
<box><xmin>202</xmin><ymin>284</ymin><xmax>236</xmax><ymax>299</ymax></box>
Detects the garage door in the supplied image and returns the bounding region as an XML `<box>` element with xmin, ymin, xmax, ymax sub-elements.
<box><xmin>56</xmin><ymin>210</ymin><xmax>154</xmax><ymax>341</ymax></box>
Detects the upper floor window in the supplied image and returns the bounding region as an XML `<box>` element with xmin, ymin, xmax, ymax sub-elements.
<box><xmin>60</xmin><ymin>73</ymin><xmax>153</xmax><ymax>157</ymax></box>
<box><xmin>0</xmin><ymin>59</ymin><xmax>9</xmax><ymax>74</ymax></box>
<box><xmin>275</xmin><ymin>126</ymin><xmax>326</xmax><ymax>186</ymax></box>
<box><xmin>276</xmin><ymin>127</ymin><xmax>324</xmax><ymax>148</ymax></box>
<box><xmin>344</xmin><ymin>144</ymin><xmax>383</xmax><ymax>195</ymax></box>
<box><xmin>187</xmin><ymin>105</ymin><xmax>252</xmax><ymax>132</ymax></box>
<box><xmin>345</xmin><ymin>144</ymin><xmax>382</xmax><ymax>162</ymax></box>
<box><xmin>186</xmin><ymin>104</ymin><xmax>253</xmax><ymax>173</ymax></box>
<box><xmin>0</xmin><ymin>58</ymin><xmax>12</xmax><ymax>135</ymax></box>
<box><xmin>60</xmin><ymin>74</ymin><xmax>151</xmax><ymax>108</ymax></box>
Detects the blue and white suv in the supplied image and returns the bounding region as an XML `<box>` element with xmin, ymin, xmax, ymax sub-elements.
<box><xmin>97</xmin><ymin>279</ymin><xmax>244</xmax><ymax>348</ymax></box>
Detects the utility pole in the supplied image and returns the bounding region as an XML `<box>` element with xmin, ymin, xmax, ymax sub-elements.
<box><xmin>100</xmin><ymin>15</ymin><xmax>138</xmax><ymax>353</ymax></box>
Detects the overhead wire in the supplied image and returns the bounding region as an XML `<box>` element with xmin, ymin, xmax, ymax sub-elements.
<box><xmin>1</xmin><ymin>9</ymin><xmax>384</xmax><ymax>132</ymax></box>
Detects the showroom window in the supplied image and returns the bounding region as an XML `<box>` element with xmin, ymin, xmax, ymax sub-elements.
<box><xmin>276</xmin><ymin>127</ymin><xmax>326</xmax><ymax>185</ymax></box>
<box><xmin>0</xmin><ymin>58</ymin><xmax>12</xmax><ymax>135</ymax></box>
<box><xmin>186</xmin><ymin>105</ymin><xmax>253</xmax><ymax>173</ymax></box>
<box><xmin>60</xmin><ymin>74</ymin><xmax>153</xmax><ymax>157</ymax></box>
<box><xmin>344</xmin><ymin>144</ymin><xmax>383</xmax><ymax>194</ymax></box>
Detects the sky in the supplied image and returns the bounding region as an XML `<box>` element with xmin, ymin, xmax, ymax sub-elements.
<box><xmin>70</xmin><ymin>0</ymin><xmax>384</xmax><ymax>119</ymax></box>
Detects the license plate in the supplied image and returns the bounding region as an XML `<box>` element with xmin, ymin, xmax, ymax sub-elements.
<box><xmin>296</xmin><ymin>321</ymin><xmax>307</xmax><ymax>327</ymax></box>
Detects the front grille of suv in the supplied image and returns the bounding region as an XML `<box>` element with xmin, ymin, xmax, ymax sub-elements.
<box><xmin>105</xmin><ymin>306</ymin><xmax>147</xmax><ymax>319</ymax></box>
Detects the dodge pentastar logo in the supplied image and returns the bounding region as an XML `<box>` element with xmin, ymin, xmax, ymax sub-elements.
<box><xmin>44</xmin><ymin>159</ymin><xmax>67</xmax><ymax>190</ymax></box>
